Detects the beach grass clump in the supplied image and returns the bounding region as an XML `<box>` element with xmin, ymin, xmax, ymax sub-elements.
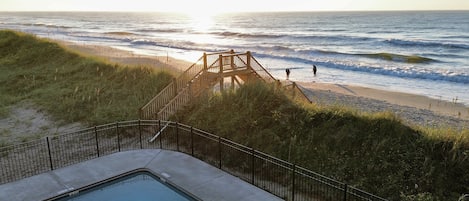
<box><xmin>0</xmin><ymin>30</ymin><xmax>173</xmax><ymax>125</ymax></box>
<box><xmin>178</xmin><ymin>81</ymin><xmax>469</xmax><ymax>201</ymax></box>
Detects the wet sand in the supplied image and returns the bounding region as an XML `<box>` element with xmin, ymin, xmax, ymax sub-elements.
<box><xmin>300</xmin><ymin>82</ymin><xmax>469</xmax><ymax>128</ymax></box>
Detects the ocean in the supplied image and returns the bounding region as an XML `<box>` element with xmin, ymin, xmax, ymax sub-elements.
<box><xmin>1</xmin><ymin>11</ymin><xmax>468</xmax><ymax>105</ymax></box>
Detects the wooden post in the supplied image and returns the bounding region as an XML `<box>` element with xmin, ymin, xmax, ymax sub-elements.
<box><xmin>172</xmin><ymin>78</ymin><xmax>177</xmax><ymax>97</ymax></box>
<box><xmin>203</xmin><ymin>52</ymin><xmax>207</xmax><ymax>70</ymax></box>
<box><xmin>219</xmin><ymin>54</ymin><xmax>224</xmax><ymax>92</ymax></box>
<box><xmin>188</xmin><ymin>82</ymin><xmax>193</xmax><ymax>101</ymax></box>
<box><xmin>230</xmin><ymin>51</ymin><xmax>234</xmax><ymax>69</ymax></box>
<box><xmin>231</xmin><ymin>76</ymin><xmax>235</xmax><ymax>90</ymax></box>
<box><xmin>230</xmin><ymin>51</ymin><xmax>234</xmax><ymax>89</ymax></box>
<box><xmin>138</xmin><ymin>108</ymin><xmax>144</xmax><ymax>120</ymax></box>
<box><xmin>246</xmin><ymin>51</ymin><xmax>251</xmax><ymax>70</ymax></box>
<box><xmin>292</xmin><ymin>82</ymin><xmax>296</xmax><ymax>98</ymax></box>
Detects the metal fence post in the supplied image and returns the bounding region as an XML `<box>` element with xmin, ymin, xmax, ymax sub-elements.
<box><xmin>343</xmin><ymin>184</ymin><xmax>348</xmax><ymax>201</ymax></box>
<box><xmin>176</xmin><ymin>122</ymin><xmax>179</xmax><ymax>151</ymax></box>
<box><xmin>138</xmin><ymin>120</ymin><xmax>143</xmax><ymax>149</ymax></box>
<box><xmin>218</xmin><ymin>136</ymin><xmax>222</xmax><ymax>169</ymax></box>
<box><xmin>251</xmin><ymin>148</ymin><xmax>255</xmax><ymax>184</ymax></box>
<box><xmin>94</xmin><ymin>126</ymin><xmax>100</xmax><ymax>157</ymax></box>
<box><xmin>292</xmin><ymin>164</ymin><xmax>296</xmax><ymax>201</ymax></box>
<box><xmin>158</xmin><ymin>120</ymin><xmax>162</xmax><ymax>148</ymax></box>
<box><xmin>46</xmin><ymin>137</ymin><xmax>53</xmax><ymax>170</ymax></box>
<box><xmin>190</xmin><ymin>126</ymin><xmax>194</xmax><ymax>156</ymax></box>
<box><xmin>116</xmin><ymin>122</ymin><xmax>120</xmax><ymax>152</ymax></box>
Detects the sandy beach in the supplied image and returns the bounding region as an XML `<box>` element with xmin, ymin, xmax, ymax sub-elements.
<box><xmin>63</xmin><ymin>42</ymin><xmax>469</xmax><ymax>129</ymax></box>
<box><xmin>61</xmin><ymin>42</ymin><xmax>192</xmax><ymax>74</ymax></box>
<box><xmin>300</xmin><ymin>82</ymin><xmax>469</xmax><ymax>128</ymax></box>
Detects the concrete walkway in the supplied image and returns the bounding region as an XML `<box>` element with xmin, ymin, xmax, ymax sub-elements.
<box><xmin>0</xmin><ymin>149</ymin><xmax>283</xmax><ymax>201</ymax></box>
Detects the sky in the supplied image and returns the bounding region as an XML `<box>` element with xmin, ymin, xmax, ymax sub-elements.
<box><xmin>1</xmin><ymin>0</ymin><xmax>469</xmax><ymax>12</ymax></box>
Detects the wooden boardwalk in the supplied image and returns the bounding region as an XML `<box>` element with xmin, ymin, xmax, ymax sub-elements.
<box><xmin>140</xmin><ymin>50</ymin><xmax>311</xmax><ymax>120</ymax></box>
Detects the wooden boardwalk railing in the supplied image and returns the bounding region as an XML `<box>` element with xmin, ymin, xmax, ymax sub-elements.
<box><xmin>140</xmin><ymin>50</ymin><xmax>312</xmax><ymax>120</ymax></box>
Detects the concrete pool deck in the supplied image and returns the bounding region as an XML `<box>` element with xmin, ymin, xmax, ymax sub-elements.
<box><xmin>0</xmin><ymin>149</ymin><xmax>283</xmax><ymax>201</ymax></box>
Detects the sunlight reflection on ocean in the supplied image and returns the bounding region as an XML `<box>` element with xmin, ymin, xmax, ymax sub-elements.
<box><xmin>1</xmin><ymin>11</ymin><xmax>468</xmax><ymax>105</ymax></box>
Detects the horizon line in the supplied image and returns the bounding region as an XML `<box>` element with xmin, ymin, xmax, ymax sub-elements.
<box><xmin>1</xmin><ymin>9</ymin><xmax>468</xmax><ymax>13</ymax></box>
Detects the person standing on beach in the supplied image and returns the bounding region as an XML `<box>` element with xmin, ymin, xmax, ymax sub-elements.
<box><xmin>286</xmin><ymin>68</ymin><xmax>290</xmax><ymax>80</ymax></box>
<box><xmin>313</xmin><ymin>65</ymin><xmax>317</xmax><ymax>76</ymax></box>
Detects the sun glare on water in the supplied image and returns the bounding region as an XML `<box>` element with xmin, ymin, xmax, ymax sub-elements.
<box><xmin>186</xmin><ymin>12</ymin><xmax>216</xmax><ymax>32</ymax></box>
<box><xmin>180</xmin><ymin>10</ymin><xmax>227</xmax><ymax>48</ymax></box>
<box><xmin>164</xmin><ymin>11</ymin><xmax>222</xmax><ymax>61</ymax></box>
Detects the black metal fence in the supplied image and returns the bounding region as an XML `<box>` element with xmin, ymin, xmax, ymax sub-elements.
<box><xmin>0</xmin><ymin>120</ymin><xmax>387</xmax><ymax>201</ymax></box>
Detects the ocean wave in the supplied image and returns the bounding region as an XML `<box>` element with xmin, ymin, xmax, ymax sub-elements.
<box><xmin>252</xmin><ymin>45</ymin><xmax>296</xmax><ymax>52</ymax></box>
<box><xmin>365</xmin><ymin>30</ymin><xmax>402</xmax><ymax>34</ymax></box>
<box><xmin>104</xmin><ymin>31</ymin><xmax>136</xmax><ymax>36</ymax></box>
<box><xmin>131</xmin><ymin>39</ymin><xmax>170</xmax><ymax>46</ymax></box>
<box><xmin>306</xmin><ymin>28</ymin><xmax>347</xmax><ymax>32</ymax></box>
<box><xmin>385</xmin><ymin>38</ymin><xmax>469</xmax><ymax>50</ymax></box>
<box><xmin>425</xmin><ymin>53</ymin><xmax>464</xmax><ymax>59</ymax></box>
<box><xmin>134</xmin><ymin>28</ymin><xmax>182</xmax><ymax>33</ymax></box>
<box><xmin>298</xmin><ymin>49</ymin><xmax>437</xmax><ymax>64</ymax></box>
<box><xmin>255</xmin><ymin>53</ymin><xmax>469</xmax><ymax>84</ymax></box>
<box><xmin>357</xmin><ymin>53</ymin><xmax>436</xmax><ymax>63</ymax></box>
<box><xmin>440</xmin><ymin>35</ymin><xmax>469</xmax><ymax>40</ymax></box>
<box><xmin>212</xmin><ymin>31</ymin><xmax>283</xmax><ymax>39</ymax></box>
<box><xmin>20</xmin><ymin>23</ymin><xmax>73</xmax><ymax>29</ymax></box>
<box><xmin>129</xmin><ymin>39</ymin><xmax>223</xmax><ymax>53</ymax></box>
<box><xmin>68</xmin><ymin>32</ymin><xmax>129</xmax><ymax>42</ymax></box>
<box><xmin>211</xmin><ymin>30</ymin><xmax>377</xmax><ymax>43</ymax></box>
<box><xmin>293</xmin><ymin>34</ymin><xmax>375</xmax><ymax>43</ymax></box>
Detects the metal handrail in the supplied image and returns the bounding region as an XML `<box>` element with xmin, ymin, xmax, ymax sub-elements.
<box><xmin>148</xmin><ymin>121</ymin><xmax>170</xmax><ymax>142</ymax></box>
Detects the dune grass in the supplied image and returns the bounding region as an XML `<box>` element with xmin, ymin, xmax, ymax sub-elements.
<box><xmin>0</xmin><ymin>30</ymin><xmax>173</xmax><ymax>125</ymax></box>
<box><xmin>177</xmin><ymin>81</ymin><xmax>469</xmax><ymax>201</ymax></box>
<box><xmin>2</xmin><ymin>30</ymin><xmax>468</xmax><ymax>200</ymax></box>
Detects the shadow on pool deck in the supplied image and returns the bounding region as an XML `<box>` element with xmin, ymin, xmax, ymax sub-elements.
<box><xmin>0</xmin><ymin>149</ymin><xmax>283</xmax><ymax>201</ymax></box>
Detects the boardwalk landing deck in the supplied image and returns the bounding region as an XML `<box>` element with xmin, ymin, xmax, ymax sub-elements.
<box><xmin>139</xmin><ymin>50</ymin><xmax>311</xmax><ymax>120</ymax></box>
<box><xmin>0</xmin><ymin>150</ymin><xmax>283</xmax><ymax>201</ymax></box>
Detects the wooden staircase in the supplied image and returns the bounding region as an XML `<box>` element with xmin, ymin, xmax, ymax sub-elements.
<box><xmin>139</xmin><ymin>50</ymin><xmax>311</xmax><ymax>120</ymax></box>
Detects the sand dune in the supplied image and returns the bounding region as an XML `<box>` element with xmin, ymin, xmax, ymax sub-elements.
<box><xmin>62</xmin><ymin>41</ymin><xmax>469</xmax><ymax>128</ymax></box>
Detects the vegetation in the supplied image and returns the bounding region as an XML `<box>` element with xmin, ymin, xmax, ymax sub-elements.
<box><xmin>0</xmin><ymin>30</ymin><xmax>173</xmax><ymax>125</ymax></box>
<box><xmin>177</xmin><ymin>81</ymin><xmax>469</xmax><ymax>201</ymax></box>
<box><xmin>2</xmin><ymin>30</ymin><xmax>468</xmax><ymax>200</ymax></box>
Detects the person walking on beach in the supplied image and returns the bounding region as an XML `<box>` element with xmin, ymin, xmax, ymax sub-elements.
<box><xmin>286</xmin><ymin>68</ymin><xmax>291</xmax><ymax>80</ymax></box>
<box><xmin>313</xmin><ymin>65</ymin><xmax>317</xmax><ymax>76</ymax></box>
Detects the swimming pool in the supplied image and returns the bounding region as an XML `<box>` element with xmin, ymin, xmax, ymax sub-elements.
<box><xmin>51</xmin><ymin>170</ymin><xmax>200</xmax><ymax>201</ymax></box>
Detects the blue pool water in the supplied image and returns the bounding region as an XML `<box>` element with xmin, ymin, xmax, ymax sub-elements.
<box><xmin>56</xmin><ymin>171</ymin><xmax>198</xmax><ymax>201</ymax></box>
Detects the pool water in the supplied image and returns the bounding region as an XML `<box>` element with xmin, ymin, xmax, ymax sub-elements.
<box><xmin>55</xmin><ymin>171</ymin><xmax>198</xmax><ymax>201</ymax></box>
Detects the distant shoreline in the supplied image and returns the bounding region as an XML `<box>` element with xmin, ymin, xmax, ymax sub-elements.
<box><xmin>61</xmin><ymin>40</ymin><xmax>469</xmax><ymax>127</ymax></box>
<box><xmin>2</xmin><ymin>12</ymin><xmax>468</xmax><ymax>107</ymax></box>
<box><xmin>1</xmin><ymin>10</ymin><xmax>468</xmax><ymax>13</ymax></box>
